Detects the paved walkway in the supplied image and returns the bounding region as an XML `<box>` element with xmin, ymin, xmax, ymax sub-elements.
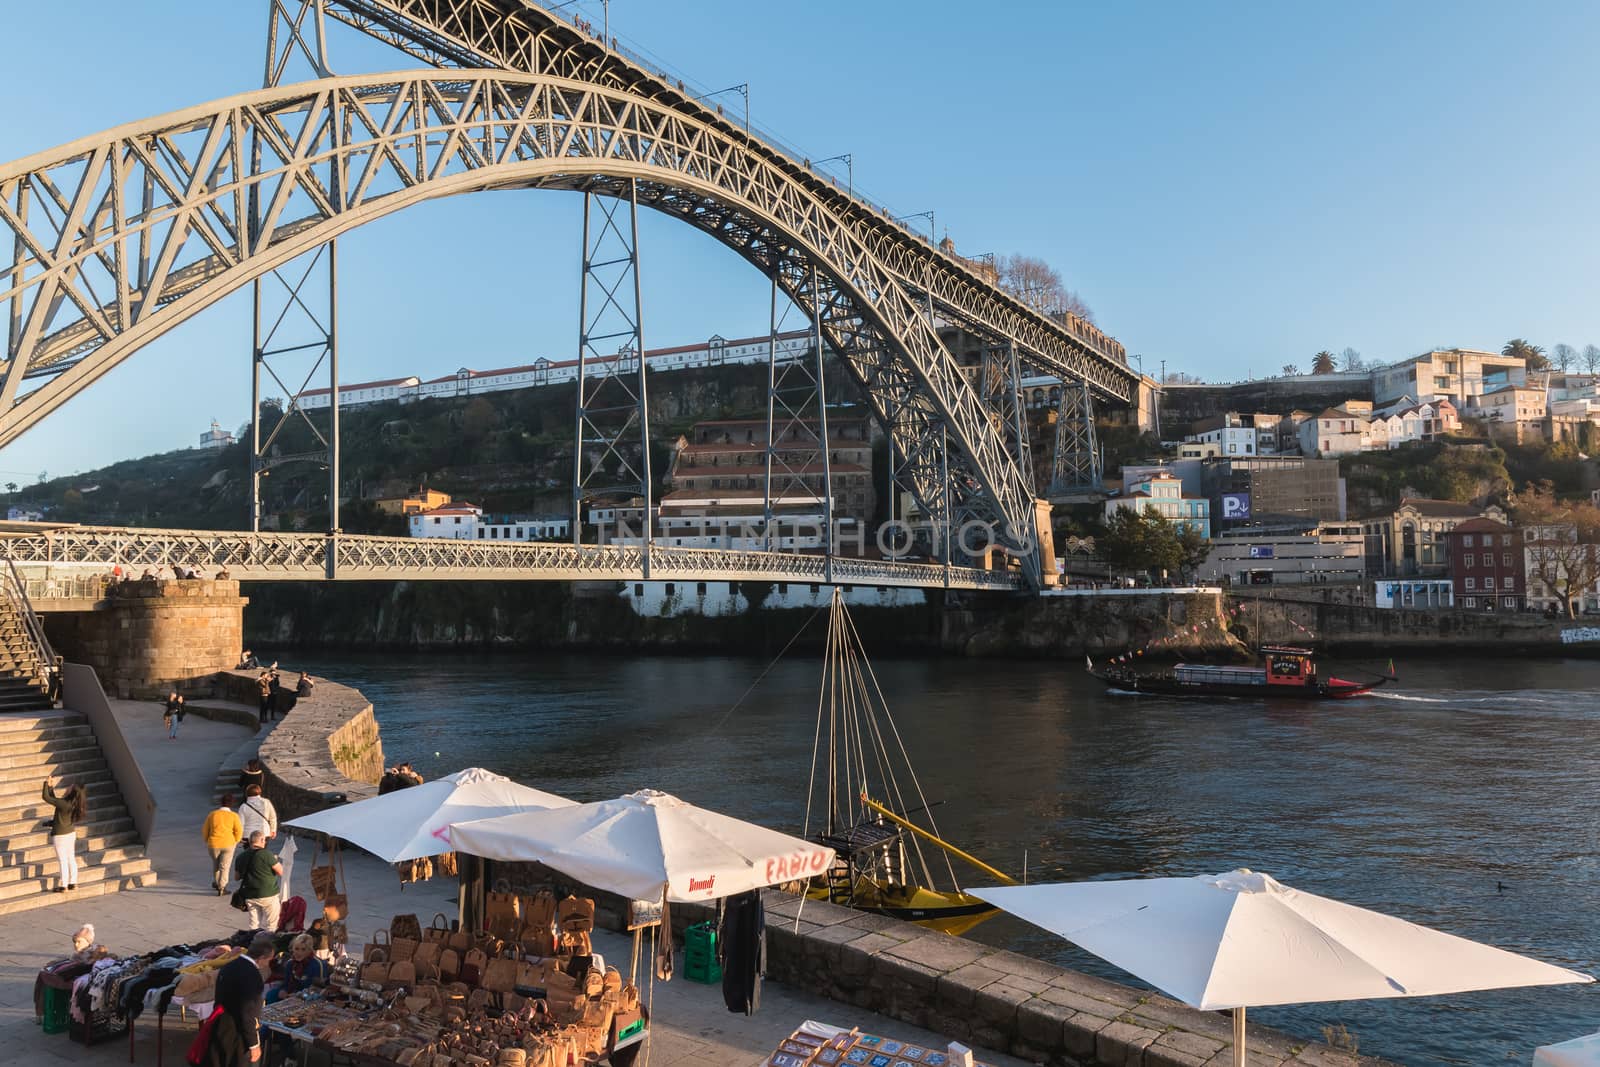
<box><xmin>0</xmin><ymin>700</ymin><xmax>1029</xmax><ymax>1066</ymax></box>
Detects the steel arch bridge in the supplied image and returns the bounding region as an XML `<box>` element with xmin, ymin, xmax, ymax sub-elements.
<box><xmin>1</xmin><ymin>1</ymin><xmax>1139</xmax><ymax>589</ymax></box>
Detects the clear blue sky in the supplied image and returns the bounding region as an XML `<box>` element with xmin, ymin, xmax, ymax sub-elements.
<box><xmin>5</xmin><ymin>0</ymin><xmax>1599</xmax><ymax>482</ymax></box>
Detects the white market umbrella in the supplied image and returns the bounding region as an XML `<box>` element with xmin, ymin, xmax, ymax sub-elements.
<box><xmin>450</xmin><ymin>788</ymin><xmax>835</xmax><ymax>903</ymax></box>
<box><xmin>1536</xmin><ymin>1033</ymin><xmax>1600</xmax><ymax>1067</ymax></box>
<box><xmin>974</xmin><ymin>870</ymin><xmax>1592</xmax><ymax>1066</ymax></box>
<box><xmin>285</xmin><ymin>767</ymin><xmax>573</xmax><ymax>862</ymax></box>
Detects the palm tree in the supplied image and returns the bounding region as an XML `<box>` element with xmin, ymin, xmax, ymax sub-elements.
<box><xmin>1503</xmin><ymin>338</ymin><xmax>1549</xmax><ymax>371</ymax></box>
<box><xmin>1311</xmin><ymin>350</ymin><xmax>1337</xmax><ymax>375</ymax></box>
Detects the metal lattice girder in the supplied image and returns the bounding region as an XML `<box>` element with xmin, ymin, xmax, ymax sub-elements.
<box><xmin>980</xmin><ymin>341</ymin><xmax>1032</xmax><ymax>496</ymax></box>
<box><xmin>2</xmin><ymin>525</ymin><xmax>1021</xmax><ymax>590</ymax></box>
<box><xmin>0</xmin><ymin>71</ymin><xmax>1045</xmax><ymax>580</ymax></box>
<box><xmin>762</xmin><ymin>262</ymin><xmax>830</xmax><ymax>551</ymax></box>
<box><xmin>314</xmin><ymin>0</ymin><xmax>1136</xmax><ymax>402</ymax></box>
<box><xmin>572</xmin><ymin>181</ymin><xmax>651</xmax><ymax>541</ymax></box>
<box><xmin>1049</xmin><ymin>377</ymin><xmax>1101</xmax><ymax>496</ymax></box>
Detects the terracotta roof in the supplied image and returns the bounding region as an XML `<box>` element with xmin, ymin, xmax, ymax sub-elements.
<box><xmin>416</xmin><ymin>503</ymin><xmax>481</xmax><ymax>515</ymax></box>
<box><xmin>1397</xmin><ymin>498</ymin><xmax>1487</xmax><ymax>518</ymax></box>
<box><xmin>671</xmin><ymin>463</ymin><xmax>869</xmax><ymax>479</ymax></box>
<box><xmin>1450</xmin><ymin>518</ymin><xmax>1513</xmax><ymax>534</ymax></box>
<box><xmin>296</xmin><ymin>376</ymin><xmax>418</xmax><ymax>398</ymax></box>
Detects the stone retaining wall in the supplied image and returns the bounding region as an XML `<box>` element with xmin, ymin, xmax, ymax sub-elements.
<box><xmin>213</xmin><ymin>669</ymin><xmax>385</xmax><ymax>820</ymax></box>
<box><xmin>480</xmin><ymin>866</ymin><xmax>1381</xmax><ymax>1067</ymax></box>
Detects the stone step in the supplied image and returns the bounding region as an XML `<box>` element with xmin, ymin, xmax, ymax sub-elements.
<box><xmin>0</xmin><ymin>817</ymin><xmax>137</xmax><ymax>855</ymax></box>
<box><xmin>0</xmin><ymin>863</ymin><xmax>158</xmax><ymax>915</ymax></box>
<box><xmin>0</xmin><ymin>712</ymin><xmax>82</xmax><ymax>734</ymax></box>
<box><xmin>0</xmin><ymin>753</ymin><xmax>106</xmax><ymax>785</ymax></box>
<box><xmin>0</xmin><ymin>692</ymin><xmax>52</xmax><ymax>712</ymax></box>
<box><xmin>0</xmin><ymin>838</ymin><xmax>146</xmax><ymax>884</ymax></box>
<box><xmin>0</xmin><ymin>725</ymin><xmax>94</xmax><ymax>756</ymax></box>
<box><xmin>0</xmin><ymin>769</ymin><xmax>117</xmax><ymax>808</ymax></box>
<box><xmin>0</xmin><ymin>740</ymin><xmax>102</xmax><ymax>771</ymax></box>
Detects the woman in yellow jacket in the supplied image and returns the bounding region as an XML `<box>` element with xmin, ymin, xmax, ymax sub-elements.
<box><xmin>203</xmin><ymin>794</ymin><xmax>244</xmax><ymax>897</ymax></box>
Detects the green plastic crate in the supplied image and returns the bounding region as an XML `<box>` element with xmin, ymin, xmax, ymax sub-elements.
<box><xmin>683</xmin><ymin>922</ymin><xmax>721</xmax><ymax>984</ymax></box>
<box><xmin>42</xmin><ymin>986</ymin><xmax>69</xmax><ymax>1035</ymax></box>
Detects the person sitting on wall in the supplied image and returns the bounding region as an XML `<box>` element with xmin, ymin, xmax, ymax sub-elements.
<box><xmin>295</xmin><ymin>673</ymin><xmax>314</xmax><ymax>699</ymax></box>
<box><xmin>237</xmin><ymin>650</ymin><xmax>259</xmax><ymax>670</ymax></box>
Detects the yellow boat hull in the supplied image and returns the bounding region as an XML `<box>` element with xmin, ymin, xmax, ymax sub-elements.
<box><xmin>807</xmin><ymin>877</ymin><xmax>997</xmax><ymax>936</ymax></box>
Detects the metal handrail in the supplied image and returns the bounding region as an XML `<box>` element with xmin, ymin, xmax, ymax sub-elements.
<box><xmin>2</xmin><ymin>555</ymin><xmax>62</xmax><ymax>698</ymax></box>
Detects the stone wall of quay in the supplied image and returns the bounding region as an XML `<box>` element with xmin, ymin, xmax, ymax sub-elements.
<box><xmin>213</xmin><ymin>669</ymin><xmax>385</xmax><ymax>820</ymax></box>
<box><xmin>44</xmin><ymin>578</ymin><xmax>247</xmax><ymax>697</ymax></box>
<box><xmin>1228</xmin><ymin>591</ymin><xmax>1599</xmax><ymax>654</ymax></box>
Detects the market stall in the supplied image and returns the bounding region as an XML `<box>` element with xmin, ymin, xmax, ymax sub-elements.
<box><xmin>763</xmin><ymin>1021</ymin><xmax>994</xmax><ymax>1067</ymax></box>
<box><xmin>256</xmin><ymin>899</ymin><xmax>645</xmax><ymax>1067</ymax></box>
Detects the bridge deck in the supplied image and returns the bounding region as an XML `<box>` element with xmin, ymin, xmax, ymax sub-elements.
<box><xmin>3</xmin><ymin>525</ymin><xmax>1022</xmax><ymax>592</ymax></box>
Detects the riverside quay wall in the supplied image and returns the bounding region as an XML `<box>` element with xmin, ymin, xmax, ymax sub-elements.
<box><xmin>214</xmin><ymin>669</ymin><xmax>384</xmax><ymax>818</ymax></box>
<box><xmin>1229</xmin><ymin>590</ymin><xmax>1600</xmax><ymax>654</ymax></box>
<box><xmin>44</xmin><ymin>578</ymin><xmax>246</xmax><ymax>697</ymax></box>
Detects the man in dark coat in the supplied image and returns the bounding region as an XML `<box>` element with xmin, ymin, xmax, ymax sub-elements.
<box><xmin>214</xmin><ymin>934</ymin><xmax>276</xmax><ymax>1063</ymax></box>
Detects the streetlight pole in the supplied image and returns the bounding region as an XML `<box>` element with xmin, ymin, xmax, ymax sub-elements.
<box><xmin>815</xmin><ymin>153</ymin><xmax>853</xmax><ymax>200</ymax></box>
<box><xmin>695</xmin><ymin>83</ymin><xmax>749</xmax><ymax>137</ymax></box>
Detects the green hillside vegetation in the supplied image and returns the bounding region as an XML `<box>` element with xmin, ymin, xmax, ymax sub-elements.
<box><xmin>3</xmin><ymin>359</ymin><xmax>876</xmax><ymax>532</ymax></box>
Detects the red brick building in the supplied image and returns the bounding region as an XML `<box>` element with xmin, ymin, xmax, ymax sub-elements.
<box><xmin>1446</xmin><ymin>518</ymin><xmax>1525</xmax><ymax>610</ymax></box>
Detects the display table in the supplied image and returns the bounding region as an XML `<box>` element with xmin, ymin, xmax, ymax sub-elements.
<box><xmin>763</xmin><ymin>1020</ymin><xmax>994</xmax><ymax>1067</ymax></box>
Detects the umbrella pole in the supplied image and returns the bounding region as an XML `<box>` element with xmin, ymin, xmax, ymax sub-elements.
<box><xmin>1232</xmin><ymin>1007</ymin><xmax>1246</xmax><ymax>1067</ymax></box>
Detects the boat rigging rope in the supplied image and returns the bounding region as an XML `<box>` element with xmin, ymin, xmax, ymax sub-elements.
<box><xmin>839</xmin><ymin>601</ymin><xmax>963</xmax><ymax>892</ymax></box>
<box><xmin>701</xmin><ymin>602</ymin><xmax>826</xmax><ymax>743</ymax></box>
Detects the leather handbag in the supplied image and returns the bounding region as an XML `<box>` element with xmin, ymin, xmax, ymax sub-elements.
<box><xmin>386</xmin><ymin>958</ymin><xmax>417</xmax><ymax>990</ymax></box>
<box><xmin>392</xmin><ymin>913</ymin><xmax>423</xmax><ymax>941</ymax></box>
<box><xmin>485</xmin><ymin>880</ymin><xmax>520</xmax><ymax>939</ymax></box>
<box><xmin>438</xmin><ymin>948</ymin><xmax>460</xmax><ymax>982</ymax></box>
<box><xmin>361</xmin><ymin>949</ymin><xmax>390</xmax><ymax>986</ymax></box>
<box><xmin>461</xmin><ymin>947</ymin><xmax>489</xmax><ymax>987</ymax></box>
<box><xmin>364</xmin><ymin>930</ymin><xmax>390</xmax><ymax>963</ymax></box>
<box><xmin>322</xmin><ymin>892</ymin><xmax>348</xmax><ymax>922</ymax></box>
<box><xmin>482</xmin><ymin>956</ymin><xmax>519</xmax><ymax>994</ymax></box>
<box><xmin>447</xmin><ymin>926</ymin><xmax>474</xmax><ymax>953</ymax></box>
<box><xmin>423</xmin><ymin>913</ymin><xmax>451</xmax><ymax>945</ymax></box>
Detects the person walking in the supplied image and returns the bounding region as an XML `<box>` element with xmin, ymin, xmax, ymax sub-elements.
<box><xmin>40</xmin><ymin>778</ymin><xmax>85</xmax><ymax>892</ymax></box>
<box><xmin>203</xmin><ymin>794</ymin><xmax>243</xmax><ymax>897</ymax></box>
<box><xmin>233</xmin><ymin>833</ymin><xmax>282</xmax><ymax>933</ymax></box>
<box><xmin>163</xmin><ymin>693</ymin><xmax>186</xmax><ymax>739</ymax></box>
<box><xmin>238</xmin><ymin>758</ymin><xmax>265</xmax><ymax>797</ymax></box>
<box><xmin>213</xmin><ymin>933</ymin><xmax>275</xmax><ymax>1064</ymax></box>
<box><xmin>238</xmin><ymin>785</ymin><xmax>278</xmax><ymax>844</ymax></box>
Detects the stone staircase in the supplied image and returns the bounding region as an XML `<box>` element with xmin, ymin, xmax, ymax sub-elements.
<box><xmin>0</xmin><ymin>710</ymin><xmax>156</xmax><ymax>914</ymax></box>
<box><xmin>0</xmin><ymin>591</ymin><xmax>54</xmax><ymax>712</ymax></box>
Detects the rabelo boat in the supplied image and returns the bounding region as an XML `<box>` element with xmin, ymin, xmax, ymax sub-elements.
<box><xmin>1090</xmin><ymin>645</ymin><xmax>1392</xmax><ymax>700</ymax></box>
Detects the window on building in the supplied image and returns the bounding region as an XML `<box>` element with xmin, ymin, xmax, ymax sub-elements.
<box><xmin>696</xmin><ymin>582</ymin><xmax>707</xmax><ymax>596</ymax></box>
<box><xmin>1503</xmin><ymin>552</ymin><xmax>1512</xmax><ymax>567</ymax></box>
<box><xmin>665</xmin><ymin>583</ymin><xmax>675</xmax><ymax>596</ymax></box>
<box><xmin>477</xmin><ymin>529</ymin><xmax>485</xmax><ymax>538</ymax></box>
<box><xmin>1464</xmin><ymin>554</ymin><xmax>1474</xmax><ymax>567</ymax></box>
<box><xmin>454</xmin><ymin>517</ymin><xmax>461</xmax><ymax>524</ymax></box>
<box><xmin>777</xmin><ymin>583</ymin><xmax>788</xmax><ymax>595</ymax></box>
<box><xmin>1465</xmin><ymin>577</ymin><xmax>1475</xmax><ymax>590</ymax></box>
<box><xmin>1504</xmin><ymin>534</ymin><xmax>1514</xmax><ymax>546</ymax></box>
<box><xmin>1463</xmin><ymin>534</ymin><xmax>1474</xmax><ymax>547</ymax></box>
<box><xmin>1504</xmin><ymin>576</ymin><xmax>1515</xmax><ymax>590</ymax></box>
<box><xmin>1463</xmin><ymin>597</ymin><xmax>1476</xmax><ymax>608</ymax></box>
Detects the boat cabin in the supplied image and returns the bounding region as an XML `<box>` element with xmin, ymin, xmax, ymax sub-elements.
<box><xmin>1260</xmin><ymin>645</ymin><xmax>1317</xmax><ymax>687</ymax></box>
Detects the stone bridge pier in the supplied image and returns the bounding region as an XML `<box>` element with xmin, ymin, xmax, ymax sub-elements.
<box><xmin>41</xmin><ymin>578</ymin><xmax>247</xmax><ymax>698</ymax></box>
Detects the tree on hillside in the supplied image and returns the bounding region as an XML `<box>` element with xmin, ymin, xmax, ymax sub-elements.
<box><xmin>1551</xmin><ymin>343</ymin><xmax>1578</xmax><ymax>373</ymax></box>
<box><xmin>3</xmin><ymin>483</ymin><xmax>14</xmax><ymax>495</ymax></box>
<box><xmin>1311</xmin><ymin>350</ymin><xmax>1337</xmax><ymax>375</ymax></box>
<box><xmin>1510</xmin><ymin>481</ymin><xmax>1600</xmax><ymax>619</ymax></box>
<box><xmin>1281</xmin><ymin>364</ymin><xmax>1301</xmax><ymax>376</ymax></box>
<box><xmin>996</xmin><ymin>254</ymin><xmax>1094</xmax><ymax>324</ymax></box>
<box><xmin>1503</xmin><ymin>338</ymin><xmax>1550</xmax><ymax>371</ymax></box>
<box><xmin>1097</xmin><ymin>505</ymin><xmax>1209</xmax><ymax>580</ymax></box>
<box><xmin>1585</xmin><ymin>345</ymin><xmax>1600</xmax><ymax>375</ymax></box>
<box><xmin>1341</xmin><ymin>347</ymin><xmax>1364</xmax><ymax>372</ymax></box>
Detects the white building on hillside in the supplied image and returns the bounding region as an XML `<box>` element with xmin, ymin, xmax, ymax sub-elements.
<box><xmin>408</xmin><ymin>503</ymin><xmax>483</xmax><ymax>539</ymax></box>
<box><xmin>295</xmin><ymin>332</ymin><xmax>818</xmax><ymax>411</ymax></box>
<box><xmin>198</xmin><ymin>420</ymin><xmax>235</xmax><ymax>449</ymax></box>
<box><xmin>1297</xmin><ymin>407</ymin><xmax>1373</xmax><ymax>457</ymax></box>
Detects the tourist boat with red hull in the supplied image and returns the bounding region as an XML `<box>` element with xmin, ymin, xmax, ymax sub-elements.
<box><xmin>1089</xmin><ymin>645</ymin><xmax>1393</xmax><ymax>700</ymax></box>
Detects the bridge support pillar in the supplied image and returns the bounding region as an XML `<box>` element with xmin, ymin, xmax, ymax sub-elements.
<box><xmin>41</xmin><ymin>579</ymin><xmax>248</xmax><ymax>699</ymax></box>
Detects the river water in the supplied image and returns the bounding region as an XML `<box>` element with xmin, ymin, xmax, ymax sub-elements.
<box><xmin>287</xmin><ymin>650</ymin><xmax>1600</xmax><ymax>1066</ymax></box>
